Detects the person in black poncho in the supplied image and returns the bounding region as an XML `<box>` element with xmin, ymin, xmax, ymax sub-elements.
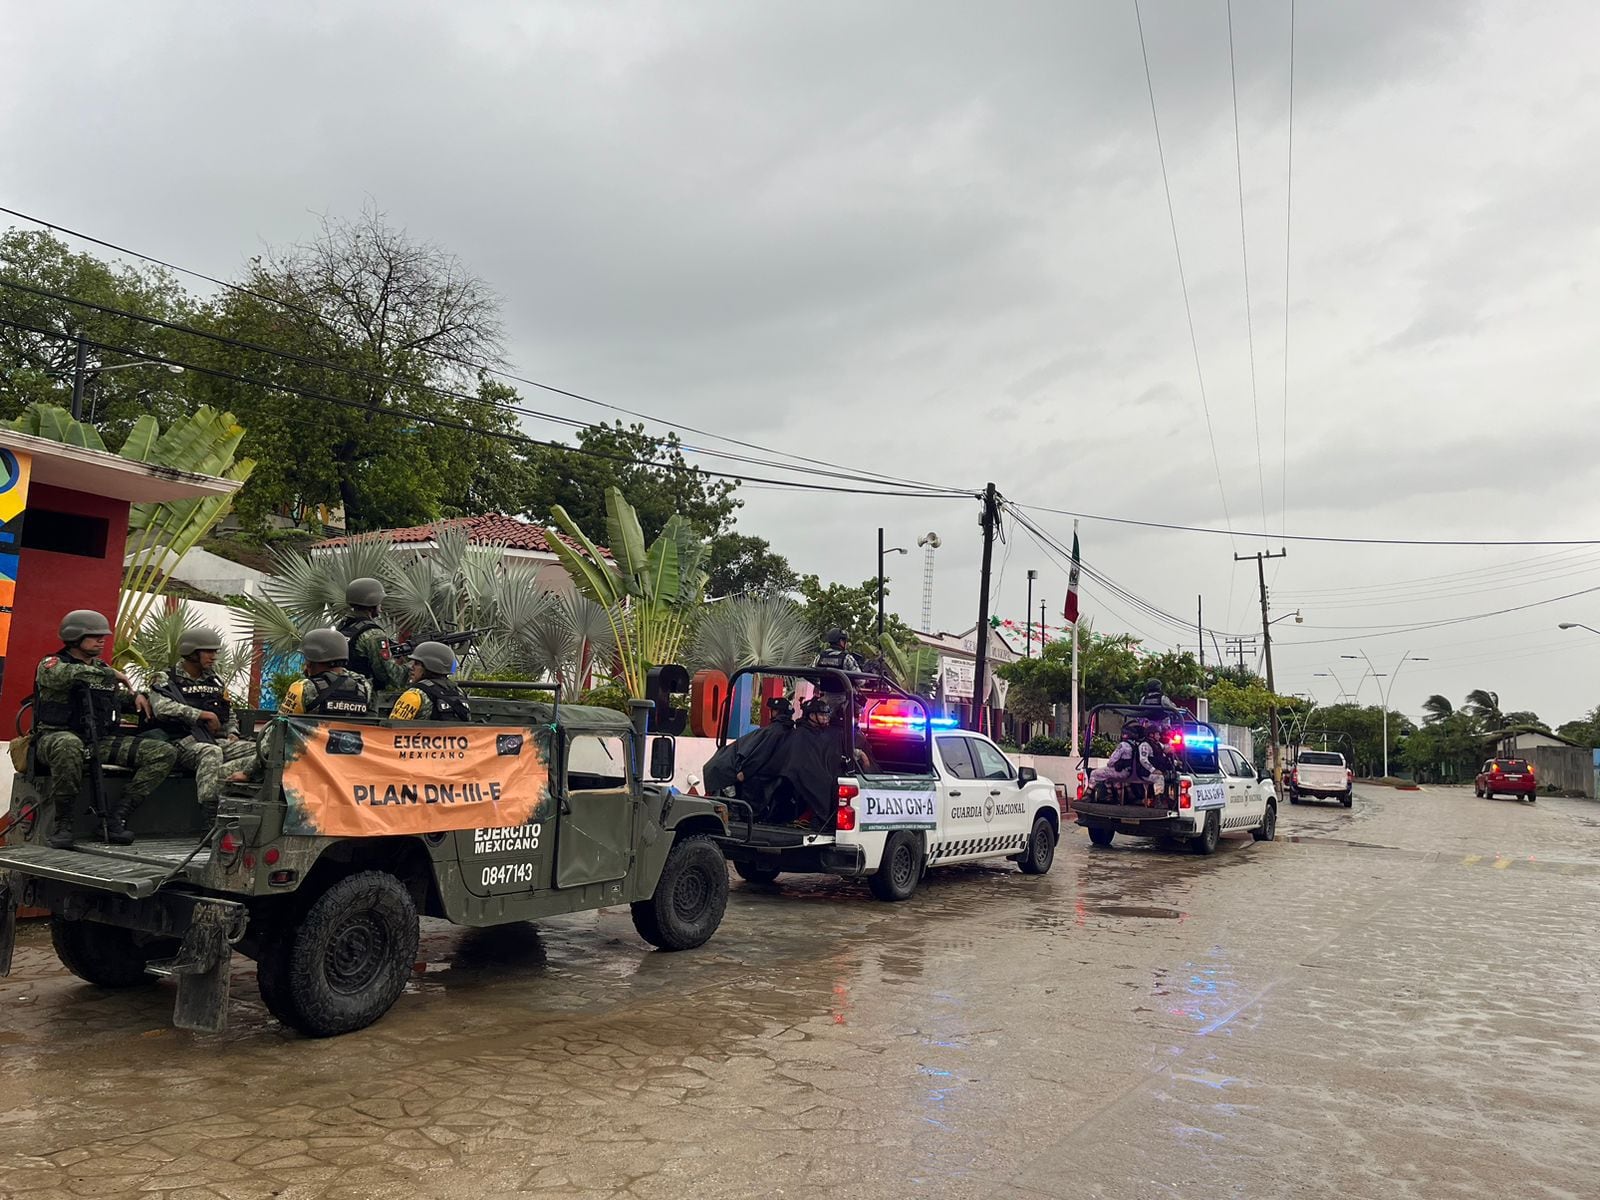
<box><xmin>776</xmin><ymin>696</ymin><xmax>846</xmax><ymax>829</ymax></box>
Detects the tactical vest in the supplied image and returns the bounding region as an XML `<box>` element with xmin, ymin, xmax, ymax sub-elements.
<box><xmin>33</xmin><ymin>650</ymin><xmax>120</xmax><ymax>736</ymax></box>
<box><xmin>336</xmin><ymin>616</ymin><xmax>388</xmax><ymax>681</ymax></box>
<box><xmin>816</xmin><ymin>648</ymin><xmax>859</xmax><ymax>672</ymax></box>
<box><xmin>304</xmin><ymin>671</ymin><xmax>372</xmax><ymax>717</ymax></box>
<box><xmin>416</xmin><ymin>678</ymin><xmax>471</xmax><ymax>722</ymax></box>
<box><xmin>153</xmin><ymin>666</ymin><xmax>231</xmax><ymax>736</ymax></box>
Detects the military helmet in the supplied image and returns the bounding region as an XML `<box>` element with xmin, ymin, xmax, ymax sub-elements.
<box><xmin>59</xmin><ymin>609</ymin><xmax>112</xmax><ymax>642</ymax></box>
<box><xmin>1142</xmin><ymin>678</ymin><xmax>1164</xmax><ymax>695</ymax></box>
<box><xmin>346</xmin><ymin>577</ymin><xmax>386</xmax><ymax>608</ymax></box>
<box><xmin>300</xmin><ymin>628</ymin><xmax>349</xmax><ymax>664</ymax></box>
<box><xmin>801</xmin><ymin>696</ymin><xmax>832</xmax><ymax>717</ymax></box>
<box><xmin>825</xmin><ymin>627</ymin><xmax>848</xmax><ymax>647</ymax></box>
<box><xmin>409</xmin><ymin>640</ymin><xmax>456</xmax><ymax>675</ymax></box>
<box><xmin>179</xmin><ymin>627</ymin><xmax>224</xmax><ymax>656</ymax></box>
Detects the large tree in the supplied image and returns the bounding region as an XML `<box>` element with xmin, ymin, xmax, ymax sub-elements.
<box><xmin>0</xmin><ymin>228</ymin><xmax>195</xmax><ymax>440</ymax></box>
<box><xmin>517</xmin><ymin>420</ymin><xmax>740</xmax><ymax>543</ymax></box>
<box><xmin>189</xmin><ymin>204</ymin><xmax>512</xmax><ymax>532</ymax></box>
<box><xmin>795</xmin><ymin>574</ymin><xmax>917</xmax><ymax>658</ymax></box>
<box><xmin>705</xmin><ymin>532</ymin><xmax>797</xmax><ymax>598</ymax></box>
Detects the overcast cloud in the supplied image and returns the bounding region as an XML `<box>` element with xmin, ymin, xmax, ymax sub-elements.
<box><xmin>4</xmin><ymin>0</ymin><xmax>1599</xmax><ymax>724</ymax></box>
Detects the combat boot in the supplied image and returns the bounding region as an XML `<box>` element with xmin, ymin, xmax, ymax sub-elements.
<box><xmin>46</xmin><ymin>799</ymin><xmax>76</xmax><ymax>849</ymax></box>
<box><xmin>105</xmin><ymin>795</ymin><xmax>141</xmax><ymax>845</ymax></box>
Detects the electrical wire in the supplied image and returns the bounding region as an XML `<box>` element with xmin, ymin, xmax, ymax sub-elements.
<box><xmin>1226</xmin><ymin>0</ymin><xmax>1270</xmax><ymax>546</ymax></box>
<box><xmin>1009</xmin><ymin>498</ymin><xmax>1600</xmax><ymax>548</ymax></box>
<box><xmin>1280</xmin><ymin>0</ymin><xmax>1296</xmax><ymax>544</ymax></box>
<box><xmin>1131</xmin><ymin>0</ymin><xmax>1237</xmax><ymax>548</ymax></box>
<box><xmin>0</xmin><ymin>203</ymin><xmax>964</xmax><ymax>496</ymax></box>
<box><xmin>0</xmin><ymin>315</ymin><xmax>969</xmax><ymax>500</ymax></box>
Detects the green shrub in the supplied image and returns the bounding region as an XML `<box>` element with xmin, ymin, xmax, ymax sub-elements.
<box><xmin>1024</xmin><ymin>735</ymin><xmax>1071</xmax><ymax>756</ymax></box>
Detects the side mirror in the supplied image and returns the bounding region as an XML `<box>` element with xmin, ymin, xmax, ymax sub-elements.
<box><xmin>1257</xmin><ymin>768</ymin><xmax>1269</xmax><ymax>783</ymax></box>
<box><xmin>648</xmin><ymin>736</ymin><xmax>676</xmax><ymax>783</ymax></box>
<box><xmin>1017</xmin><ymin>766</ymin><xmax>1038</xmax><ymax>786</ymax></box>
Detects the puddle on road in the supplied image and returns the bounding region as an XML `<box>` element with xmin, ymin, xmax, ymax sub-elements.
<box><xmin>1090</xmin><ymin>904</ymin><xmax>1186</xmax><ymax>920</ymax></box>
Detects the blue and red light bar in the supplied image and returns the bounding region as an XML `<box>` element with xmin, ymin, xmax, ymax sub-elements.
<box><xmin>863</xmin><ymin>699</ymin><xmax>958</xmax><ymax>732</ymax></box>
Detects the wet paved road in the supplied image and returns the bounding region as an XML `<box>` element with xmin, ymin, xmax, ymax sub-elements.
<box><xmin>3</xmin><ymin>784</ymin><xmax>1599</xmax><ymax>1199</ymax></box>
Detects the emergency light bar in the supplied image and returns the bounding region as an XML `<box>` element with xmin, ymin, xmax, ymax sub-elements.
<box><xmin>862</xmin><ymin>699</ymin><xmax>957</xmax><ymax>732</ymax></box>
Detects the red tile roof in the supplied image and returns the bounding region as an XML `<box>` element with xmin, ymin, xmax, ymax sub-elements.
<box><xmin>313</xmin><ymin>513</ymin><xmax>607</xmax><ymax>557</ymax></box>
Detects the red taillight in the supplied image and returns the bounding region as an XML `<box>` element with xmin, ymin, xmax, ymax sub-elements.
<box><xmin>1179</xmin><ymin>779</ymin><xmax>1192</xmax><ymax>809</ymax></box>
<box><xmin>1346</xmin><ymin>769</ymin><xmax>1354</xmax><ymax>782</ymax></box>
<box><xmin>1291</xmin><ymin>769</ymin><xmax>1299</xmax><ymax>783</ymax></box>
<box><xmin>219</xmin><ymin>832</ymin><xmax>240</xmax><ymax>855</ymax></box>
<box><xmin>1076</xmin><ymin>771</ymin><xmax>1086</xmax><ymax>801</ymax></box>
<box><xmin>1526</xmin><ymin>765</ymin><xmax>1535</xmax><ymax>776</ymax></box>
<box><xmin>264</xmin><ymin>847</ymin><xmax>281</xmax><ymax>865</ymax></box>
<box><xmin>837</xmin><ymin>783</ymin><xmax>858</xmax><ymax>831</ymax></box>
<box><xmin>1491</xmin><ymin>763</ymin><xmax>1501</xmax><ymax>773</ymax></box>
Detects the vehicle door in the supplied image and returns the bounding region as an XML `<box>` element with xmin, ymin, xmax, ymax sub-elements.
<box><xmin>1223</xmin><ymin>749</ymin><xmax>1264</xmax><ymax>828</ymax></box>
<box><xmin>554</xmin><ymin>733</ymin><xmax>635</xmax><ymax>888</ymax></box>
<box><xmin>932</xmin><ymin>734</ymin><xmax>981</xmax><ymax>863</ymax></box>
<box><xmin>968</xmin><ymin>736</ymin><xmax>1032</xmax><ymax>851</ymax></box>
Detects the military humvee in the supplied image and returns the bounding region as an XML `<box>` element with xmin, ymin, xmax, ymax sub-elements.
<box><xmin>0</xmin><ymin>687</ymin><xmax>731</xmax><ymax>1037</ymax></box>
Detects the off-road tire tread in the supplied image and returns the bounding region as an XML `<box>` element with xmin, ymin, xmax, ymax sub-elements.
<box><xmin>50</xmin><ymin>918</ymin><xmax>162</xmax><ymax>988</ymax></box>
<box><xmin>632</xmin><ymin>834</ymin><xmax>729</xmax><ymax>949</ymax></box>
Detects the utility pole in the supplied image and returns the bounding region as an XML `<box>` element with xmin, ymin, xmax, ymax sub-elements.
<box><xmin>69</xmin><ymin>334</ymin><xmax>88</xmax><ymax>421</ymax></box>
<box><xmin>1025</xmin><ymin>569</ymin><xmax>1037</xmax><ymax>658</ymax></box>
<box><xmin>971</xmin><ymin>483</ymin><xmax>998</xmax><ymax>734</ymax></box>
<box><xmin>1197</xmin><ymin>595</ymin><xmax>1205</xmax><ymax>676</ymax></box>
<box><xmin>877</xmin><ymin>527</ymin><xmax>885</xmax><ymax>642</ymax></box>
<box><xmin>1236</xmin><ymin>548</ymin><xmax>1288</xmax><ymax>783</ymax></box>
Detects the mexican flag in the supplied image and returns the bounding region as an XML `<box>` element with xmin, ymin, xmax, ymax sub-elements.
<box><xmin>1063</xmin><ymin>525</ymin><xmax>1081</xmax><ymax>625</ymax></box>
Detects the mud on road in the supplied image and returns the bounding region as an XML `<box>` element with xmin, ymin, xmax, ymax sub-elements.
<box><xmin>3</xmin><ymin>785</ymin><xmax>1598</xmax><ymax>1199</ymax></box>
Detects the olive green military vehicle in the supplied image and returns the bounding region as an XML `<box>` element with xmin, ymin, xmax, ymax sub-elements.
<box><xmin>0</xmin><ymin>688</ymin><xmax>731</xmax><ymax>1037</ymax></box>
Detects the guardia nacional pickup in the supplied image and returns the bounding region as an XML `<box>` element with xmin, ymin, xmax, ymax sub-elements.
<box><xmin>0</xmin><ymin>686</ymin><xmax>732</xmax><ymax>1037</ymax></box>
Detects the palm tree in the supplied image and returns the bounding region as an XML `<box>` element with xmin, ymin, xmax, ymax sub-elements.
<box><xmin>1421</xmin><ymin>694</ymin><xmax>1455</xmax><ymax>724</ymax></box>
<box><xmin>1464</xmin><ymin>689</ymin><xmax>1504</xmax><ymax>730</ymax></box>
<box><xmin>688</xmin><ymin>595</ymin><xmax>816</xmax><ymax>676</ymax></box>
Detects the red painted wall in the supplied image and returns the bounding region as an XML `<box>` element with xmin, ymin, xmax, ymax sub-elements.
<box><xmin>0</xmin><ymin>484</ymin><xmax>130</xmax><ymax>736</ymax></box>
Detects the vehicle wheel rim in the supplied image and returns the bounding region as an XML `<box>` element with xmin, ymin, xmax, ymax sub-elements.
<box><xmin>673</xmin><ymin>866</ymin><xmax>710</xmax><ymax>918</ymax></box>
<box><xmin>891</xmin><ymin>843</ymin><xmax>916</xmax><ymax>888</ymax></box>
<box><xmin>325</xmin><ymin>913</ymin><xmax>389</xmax><ymax>995</ymax></box>
<box><xmin>1033</xmin><ymin>826</ymin><xmax>1051</xmax><ymax>864</ymax></box>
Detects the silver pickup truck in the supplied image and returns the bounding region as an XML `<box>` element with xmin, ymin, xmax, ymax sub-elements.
<box><xmin>1288</xmin><ymin>750</ymin><xmax>1353</xmax><ymax>807</ymax></box>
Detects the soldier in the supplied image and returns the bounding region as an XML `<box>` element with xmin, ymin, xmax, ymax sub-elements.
<box><xmin>33</xmin><ymin>609</ymin><xmax>177</xmax><ymax>848</ymax></box>
<box><xmin>387</xmin><ymin>641</ymin><xmax>471</xmax><ymax>721</ymax></box>
<box><xmin>280</xmin><ymin>628</ymin><xmax>374</xmax><ymax>716</ymax></box>
<box><xmin>148</xmin><ymin>627</ymin><xmax>257</xmax><ymax>813</ymax></box>
<box><xmin>336</xmin><ymin>577</ymin><xmax>405</xmax><ymax>693</ymax></box>
<box><xmin>813</xmin><ymin>628</ymin><xmax>864</xmax><ymax>674</ymax></box>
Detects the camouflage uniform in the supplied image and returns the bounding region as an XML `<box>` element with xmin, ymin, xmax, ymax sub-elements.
<box><xmin>33</xmin><ymin>651</ymin><xmax>177</xmax><ymax>837</ymax></box>
<box><xmin>336</xmin><ymin>614</ymin><xmax>405</xmax><ymax>692</ymax></box>
<box><xmin>148</xmin><ymin>666</ymin><xmax>257</xmax><ymax>809</ymax></box>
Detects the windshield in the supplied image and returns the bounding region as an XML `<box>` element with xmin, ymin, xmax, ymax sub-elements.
<box><xmin>1297</xmin><ymin>751</ymin><xmax>1344</xmax><ymax>766</ymax></box>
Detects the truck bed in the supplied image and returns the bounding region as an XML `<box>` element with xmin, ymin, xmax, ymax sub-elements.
<box><xmin>0</xmin><ymin>837</ymin><xmax>207</xmax><ymax>899</ymax></box>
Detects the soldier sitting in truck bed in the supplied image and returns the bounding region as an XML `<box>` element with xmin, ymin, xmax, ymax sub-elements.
<box><xmin>33</xmin><ymin>609</ymin><xmax>176</xmax><ymax>847</ymax></box>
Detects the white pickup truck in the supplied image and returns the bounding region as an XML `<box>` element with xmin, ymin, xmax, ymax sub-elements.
<box><xmin>1071</xmin><ymin>706</ymin><xmax>1277</xmax><ymax>853</ymax></box>
<box><xmin>1288</xmin><ymin>750</ymin><xmax>1353</xmax><ymax>807</ymax></box>
<box><xmin>706</xmin><ymin>671</ymin><xmax>1063</xmax><ymax>901</ymax></box>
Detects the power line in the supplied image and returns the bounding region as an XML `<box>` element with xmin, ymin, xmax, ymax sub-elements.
<box><xmin>1280</xmin><ymin>0</ymin><xmax>1296</xmax><ymax>543</ymax></box>
<box><xmin>1226</xmin><ymin>0</ymin><xmax>1270</xmax><ymax>546</ymax></box>
<box><xmin>1131</xmin><ymin>0</ymin><xmax>1236</xmax><ymax>547</ymax></box>
<box><xmin>0</xmin><ymin>315</ymin><xmax>969</xmax><ymax>501</ymax></box>
<box><xmin>0</xmin><ymin>276</ymin><xmax>978</xmax><ymax>495</ymax></box>
<box><xmin>1009</xmin><ymin>499</ymin><xmax>1600</xmax><ymax>548</ymax></box>
<box><xmin>0</xmin><ymin>202</ymin><xmax>960</xmax><ymax>497</ymax></box>
<box><xmin>1270</xmin><ymin>580</ymin><xmax>1600</xmax><ymax>644</ymax></box>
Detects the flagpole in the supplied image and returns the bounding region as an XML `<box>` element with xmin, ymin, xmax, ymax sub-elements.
<box><xmin>1069</xmin><ymin>520</ymin><xmax>1081</xmax><ymax>758</ymax></box>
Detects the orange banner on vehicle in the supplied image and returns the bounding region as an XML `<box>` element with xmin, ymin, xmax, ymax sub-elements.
<box><xmin>279</xmin><ymin>718</ymin><xmax>552</xmax><ymax>838</ymax></box>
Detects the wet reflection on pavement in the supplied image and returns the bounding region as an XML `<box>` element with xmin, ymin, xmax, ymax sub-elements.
<box><xmin>3</xmin><ymin>785</ymin><xmax>1598</xmax><ymax>1198</ymax></box>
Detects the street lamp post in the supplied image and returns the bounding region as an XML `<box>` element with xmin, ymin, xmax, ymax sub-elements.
<box><xmin>1025</xmin><ymin>569</ymin><xmax>1038</xmax><ymax>658</ymax></box>
<box><xmin>1558</xmin><ymin>622</ymin><xmax>1600</xmax><ymax>638</ymax></box>
<box><xmin>67</xmin><ymin>343</ymin><xmax>185</xmax><ymax>420</ymax></box>
<box><xmin>1313</xmin><ymin>669</ymin><xmax>1350</xmax><ymax>704</ymax></box>
<box><xmin>876</xmin><ymin>529</ymin><xmax>907</xmax><ymax>642</ymax></box>
<box><xmin>1342</xmin><ymin>650</ymin><xmax>1429</xmax><ymax>778</ymax></box>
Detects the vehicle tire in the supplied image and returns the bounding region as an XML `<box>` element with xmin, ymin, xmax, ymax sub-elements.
<box><xmin>1288</xmin><ymin>791</ymin><xmax>1301</xmax><ymax>805</ymax></box>
<box><xmin>1340</xmin><ymin>790</ymin><xmax>1354</xmax><ymax>808</ymax></box>
<box><xmin>632</xmin><ymin>834</ymin><xmax>730</xmax><ymax>949</ymax></box>
<box><xmin>733</xmin><ymin>861</ymin><xmax>782</xmax><ymax>886</ymax></box>
<box><xmin>1191</xmin><ymin>809</ymin><xmax>1221</xmax><ymax>856</ymax></box>
<box><xmin>1251</xmin><ymin>802</ymin><xmax>1277</xmax><ymax>842</ymax></box>
<box><xmin>1087</xmin><ymin>826</ymin><xmax>1115</xmax><ymax>849</ymax></box>
<box><xmin>1018</xmin><ymin>816</ymin><xmax>1057</xmax><ymax>875</ymax></box>
<box><xmin>50</xmin><ymin>917</ymin><xmax>172</xmax><ymax>988</ymax></box>
<box><xmin>1528</xmin><ymin>794</ymin><xmax>1537</xmax><ymax>804</ymax></box>
<box><xmin>1473</xmin><ymin>784</ymin><xmax>1483</xmax><ymax>798</ymax></box>
<box><xmin>264</xmin><ymin>871</ymin><xmax>419</xmax><ymax>1038</ymax></box>
<box><xmin>1484</xmin><ymin>788</ymin><xmax>1494</xmax><ymax>800</ymax></box>
<box><xmin>254</xmin><ymin>928</ymin><xmax>302</xmax><ymax>1029</ymax></box>
<box><xmin>868</xmin><ymin>831</ymin><xmax>924</xmax><ymax>901</ymax></box>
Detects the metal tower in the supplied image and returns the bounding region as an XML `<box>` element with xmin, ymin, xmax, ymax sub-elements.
<box><xmin>915</xmin><ymin>532</ymin><xmax>941</xmax><ymax>632</ymax></box>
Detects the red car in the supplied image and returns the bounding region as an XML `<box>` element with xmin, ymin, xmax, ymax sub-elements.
<box><xmin>1475</xmin><ymin>758</ymin><xmax>1537</xmax><ymax>802</ymax></box>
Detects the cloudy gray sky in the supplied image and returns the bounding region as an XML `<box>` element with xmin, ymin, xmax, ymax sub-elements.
<box><xmin>5</xmin><ymin>0</ymin><xmax>1600</xmax><ymax>726</ymax></box>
